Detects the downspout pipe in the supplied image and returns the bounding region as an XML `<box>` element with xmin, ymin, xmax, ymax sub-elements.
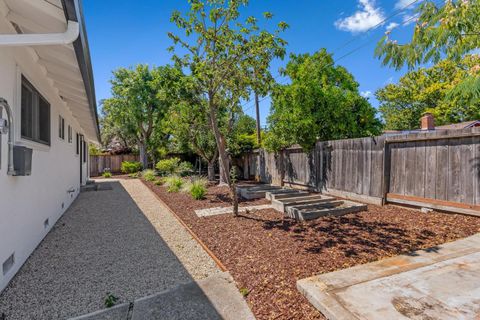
<box><xmin>0</xmin><ymin>98</ymin><xmax>15</xmax><ymax>175</ymax></box>
<box><xmin>0</xmin><ymin>20</ymin><xmax>79</xmax><ymax>47</ymax></box>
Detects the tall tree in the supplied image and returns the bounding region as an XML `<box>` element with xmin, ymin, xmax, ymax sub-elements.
<box><xmin>264</xmin><ymin>49</ymin><xmax>382</xmax><ymax>151</ymax></box>
<box><xmin>102</xmin><ymin>65</ymin><xmax>181</xmax><ymax>167</ymax></box>
<box><xmin>375</xmin><ymin>0</ymin><xmax>480</xmax><ymax>101</ymax></box>
<box><xmin>377</xmin><ymin>55</ymin><xmax>480</xmax><ymax>130</ymax></box>
<box><xmin>246</xmin><ymin>22</ymin><xmax>287</xmax><ymax>144</ymax></box>
<box><xmin>168</xmin><ymin>0</ymin><xmax>287</xmax><ymax>215</ymax></box>
<box><xmin>166</xmin><ymin>92</ymin><xmax>219</xmax><ymax>181</ymax></box>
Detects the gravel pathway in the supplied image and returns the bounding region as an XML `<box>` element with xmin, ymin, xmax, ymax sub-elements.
<box><xmin>0</xmin><ymin>179</ymin><xmax>220</xmax><ymax>320</ymax></box>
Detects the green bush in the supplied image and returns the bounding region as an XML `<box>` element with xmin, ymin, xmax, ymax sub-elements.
<box><xmin>121</xmin><ymin>161</ymin><xmax>143</xmax><ymax>174</ymax></box>
<box><xmin>154</xmin><ymin>179</ymin><xmax>163</xmax><ymax>186</ymax></box>
<box><xmin>142</xmin><ymin>169</ymin><xmax>156</xmax><ymax>181</ymax></box>
<box><xmin>190</xmin><ymin>183</ymin><xmax>207</xmax><ymax>200</ymax></box>
<box><xmin>164</xmin><ymin>175</ymin><xmax>183</xmax><ymax>193</ymax></box>
<box><xmin>102</xmin><ymin>171</ymin><xmax>112</xmax><ymax>178</ymax></box>
<box><xmin>177</xmin><ymin>161</ymin><xmax>194</xmax><ymax>176</ymax></box>
<box><xmin>128</xmin><ymin>172</ymin><xmax>140</xmax><ymax>178</ymax></box>
<box><xmin>183</xmin><ymin>177</ymin><xmax>207</xmax><ymax>200</ymax></box>
<box><xmin>156</xmin><ymin>158</ymin><xmax>180</xmax><ymax>175</ymax></box>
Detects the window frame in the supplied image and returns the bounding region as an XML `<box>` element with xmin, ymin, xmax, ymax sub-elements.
<box><xmin>76</xmin><ymin>133</ymin><xmax>80</xmax><ymax>155</ymax></box>
<box><xmin>58</xmin><ymin>115</ymin><xmax>65</xmax><ymax>140</ymax></box>
<box><xmin>68</xmin><ymin>125</ymin><xmax>72</xmax><ymax>143</ymax></box>
<box><xmin>20</xmin><ymin>76</ymin><xmax>51</xmax><ymax>146</ymax></box>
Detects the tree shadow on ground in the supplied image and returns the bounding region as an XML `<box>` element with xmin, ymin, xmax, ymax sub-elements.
<box><xmin>259</xmin><ymin>213</ymin><xmax>442</xmax><ymax>258</ymax></box>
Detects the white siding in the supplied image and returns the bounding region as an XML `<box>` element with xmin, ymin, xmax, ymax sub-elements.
<box><xmin>0</xmin><ymin>16</ymin><xmax>90</xmax><ymax>292</ymax></box>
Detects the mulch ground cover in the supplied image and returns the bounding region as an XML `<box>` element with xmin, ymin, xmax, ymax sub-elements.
<box><xmin>143</xmin><ymin>179</ymin><xmax>480</xmax><ymax>320</ymax></box>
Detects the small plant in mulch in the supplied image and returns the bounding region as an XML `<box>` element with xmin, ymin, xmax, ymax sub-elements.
<box><xmin>183</xmin><ymin>177</ymin><xmax>208</xmax><ymax>200</ymax></box>
<box><xmin>154</xmin><ymin>179</ymin><xmax>163</xmax><ymax>186</ymax></box>
<box><xmin>239</xmin><ymin>288</ymin><xmax>249</xmax><ymax>297</ymax></box>
<box><xmin>164</xmin><ymin>175</ymin><xmax>184</xmax><ymax>193</ymax></box>
<box><xmin>142</xmin><ymin>169</ymin><xmax>156</xmax><ymax>182</ymax></box>
<box><xmin>104</xmin><ymin>292</ymin><xmax>119</xmax><ymax>308</ymax></box>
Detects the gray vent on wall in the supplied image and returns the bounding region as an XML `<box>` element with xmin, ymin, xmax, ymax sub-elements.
<box><xmin>2</xmin><ymin>253</ymin><xmax>14</xmax><ymax>276</ymax></box>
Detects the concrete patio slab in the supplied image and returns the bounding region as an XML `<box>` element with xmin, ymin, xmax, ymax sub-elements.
<box><xmin>297</xmin><ymin>233</ymin><xmax>480</xmax><ymax>320</ymax></box>
<box><xmin>71</xmin><ymin>272</ymin><xmax>255</xmax><ymax>320</ymax></box>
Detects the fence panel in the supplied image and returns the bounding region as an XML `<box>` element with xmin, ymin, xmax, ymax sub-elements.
<box><xmin>240</xmin><ymin>127</ymin><xmax>480</xmax><ymax>211</ymax></box>
<box><xmin>90</xmin><ymin>154</ymin><xmax>139</xmax><ymax>176</ymax></box>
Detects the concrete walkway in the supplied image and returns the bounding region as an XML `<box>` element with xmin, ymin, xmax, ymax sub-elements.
<box><xmin>71</xmin><ymin>272</ymin><xmax>255</xmax><ymax>320</ymax></box>
<box><xmin>0</xmin><ymin>179</ymin><xmax>223</xmax><ymax>319</ymax></box>
<box><xmin>298</xmin><ymin>234</ymin><xmax>480</xmax><ymax>320</ymax></box>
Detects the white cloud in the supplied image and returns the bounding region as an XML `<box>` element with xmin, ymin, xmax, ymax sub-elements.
<box><xmin>386</xmin><ymin>22</ymin><xmax>399</xmax><ymax>31</ymax></box>
<box><xmin>335</xmin><ymin>0</ymin><xmax>385</xmax><ymax>33</ymax></box>
<box><xmin>361</xmin><ymin>90</ymin><xmax>372</xmax><ymax>98</ymax></box>
<box><xmin>394</xmin><ymin>0</ymin><xmax>417</xmax><ymax>10</ymax></box>
<box><xmin>402</xmin><ymin>13</ymin><xmax>419</xmax><ymax>26</ymax></box>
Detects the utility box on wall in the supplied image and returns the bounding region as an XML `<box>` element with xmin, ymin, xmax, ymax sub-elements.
<box><xmin>13</xmin><ymin>146</ymin><xmax>32</xmax><ymax>176</ymax></box>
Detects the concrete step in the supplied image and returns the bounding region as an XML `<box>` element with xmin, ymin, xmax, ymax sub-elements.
<box><xmin>69</xmin><ymin>272</ymin><xmax>255</xmax><ymax>320</ymax></box>
<box><xmin>265</xmin><ymin>189</ymin><xmax>309</xmax><ymax>201</ymax></box>
<box><xmin>285</xmin><ymin>200</ymin><xmax>344</xmax><ymax>218</ymax></box>
<box><xmin>289</xmin><ymin>201</ymin><xmax>368</xmax><ymax>221</ymax></box>
<box><xmin>239</xmin><ymin>185</ymin><xmax>282</xmax><ymax>200</ymax></box>
<box><xmin>272</xmin><ymin>195</ymin><xmax>335</xmax><ymax>212</ymax></box>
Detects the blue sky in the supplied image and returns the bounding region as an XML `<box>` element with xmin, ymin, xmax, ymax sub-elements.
<box><xmin>83</xmin><ymin>0</ymin><xmax>420</xmax><ymax>126</ymax></box>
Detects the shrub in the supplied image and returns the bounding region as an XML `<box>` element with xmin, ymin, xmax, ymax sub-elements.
<box><xmin>183</xmin><ymin>177</ymin><xmax>207</xmax><ymax>200</ymax></box>
<box><xmin>121</xmin><ymin>161</ymin><xmax>142</xmax><ymax>174</ymax></box>
<box><xmin>128</xmin><ymin>172</ymin><xmax>140</xmax><ymax>178</ymax></box>
<box><xmin>155</xmin><ymin>158</ymin><xmax>180</xmax><ymax>175</ymax></box>
<box><xmin>164</xmin><ymin>175</ymin><xmax>183</xmax><ymax>193</ymax></box>
<box><xmin>177</xmin><ymin>161</ymin><xmax>194</xmax><ymax>176</ymax></box>
<box><xmin>102</xmin><ymin>170</ymin><xmax>112</xmax><ymax>178</ymax></box>
<box><xmin>142</xmin><ymin>169</ymin><xmax>156</xmax><ymax>181</ymax></box>
<box><xmin>190</xmin><ymin>183</ymin><xmax>207</xmax><ymax>200</ymax></box>
<box><xmin>154</xmin><ymin>179</ymin><xmax>163</xmax><ymax>186</ymax></box>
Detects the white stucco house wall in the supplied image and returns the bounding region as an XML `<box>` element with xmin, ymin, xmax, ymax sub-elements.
<box><xmin>0</xmin><ymin>0</ymin><xmax>100</xmax><ymax>292</ymax></box>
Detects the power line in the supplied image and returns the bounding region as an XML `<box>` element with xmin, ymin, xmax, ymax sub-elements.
<box><xmin>242</xmin><ymin>0</ymin><xmax>435</xmax><ymax>114</ymax></box>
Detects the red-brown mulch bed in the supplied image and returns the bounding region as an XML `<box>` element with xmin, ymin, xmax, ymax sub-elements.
<box><xmin>143</xmin><ymin>179</ymin><xmax>480</xmax><ymax>320</ymax></box>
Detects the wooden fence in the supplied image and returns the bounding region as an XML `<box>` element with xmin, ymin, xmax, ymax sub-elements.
<box><xmin>90</xmin><ymin>154</ymin><xmax>139</xmax><ymax>177</ymax></box>
<box><xmin>241</xmin><ymin>127</ymin><xmax>480</xmax><ymax>215</ymax></box>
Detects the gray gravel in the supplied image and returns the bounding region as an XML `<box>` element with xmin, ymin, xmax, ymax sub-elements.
<box><xmin>0</xmin><ymin>179</ymin><xmax>220</xmax><ymax>320</ymax></box>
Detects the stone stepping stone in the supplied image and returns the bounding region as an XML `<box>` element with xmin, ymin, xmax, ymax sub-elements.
<box><xmin>195</xmin><ymin>204</ymin><xmax>273</xmax><ymax>217</ymax></box>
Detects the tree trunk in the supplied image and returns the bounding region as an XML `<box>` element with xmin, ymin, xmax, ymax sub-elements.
<box><xmin>138</xmin><ymin>141</ymin><xmax>148</xmax><ymax>169</ymax></box>
<box><xmin>207</xmin><ymin>161</ymin><xmax>215</xmax><ymax>182</ymax></box>
<box><xmin>255</xmin><ymin>91</ymin><xmax>261</xmax><ymax>144</ymax></box>
<box><xmin>208</xmin><ymin>97</ymin><xmax>238</xmax><ymax>216</ymax></box>
<box><xmin>219</xmin><ymin>155</ymin><xmax>229</xmax><ymax>186</ymax></box>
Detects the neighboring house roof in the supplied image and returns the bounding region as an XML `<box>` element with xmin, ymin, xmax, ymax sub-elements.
<box><xmin>0</xmin><ymin>0</ymin><xmax>100</xmax><ymax>143</ymax></box>
<box><xmin>435</xmin><ymin>120</ymin><xmax>480</xmax><ymax>130</ymax></box>
<box><xmin>383</xmin><ymin>120</ymin><xmax>480</xmax><ymax>136</ymax></box>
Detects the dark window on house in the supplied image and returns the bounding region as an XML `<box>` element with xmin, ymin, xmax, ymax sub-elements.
<box><xmin>68</xmin><ymin>125</ymin><xmax>72</xmax><ymax>143</ymax></box>
<box><xmin>21</xmin><ymin>76</ymin><xmax>50</xmax><ymax>145</ymax></box>
<box><xmin>76</xmin><ymin>133</ymin><xmax>80</xmax><ymax>155</ymax></box>
<box><xmin>58</xmin><ymin>116</ymin><xmax>65</xmax><ymax>140</ymax></box>
<box><xmin>83</xmin><ymin>140</ymin><xmax>87</xmax><ymax>163</ymax></box>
